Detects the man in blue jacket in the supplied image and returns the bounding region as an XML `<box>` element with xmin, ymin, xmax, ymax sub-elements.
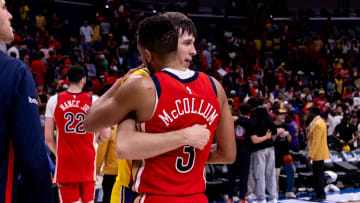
<box><xmin>0</xmin><ymin>0</ymin><xmax>53</xmax><ymax>202</ymax></box>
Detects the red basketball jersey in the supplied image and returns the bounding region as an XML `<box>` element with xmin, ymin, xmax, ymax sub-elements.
<box><xmin>132</xmin><ymin>70</ymin><xmax>220</xmax><ymax>196</ymax></box>
<box><xmin>54</xmin><ymin>91</ymin><xmax>95</xmax><ymax>183</ymax></box>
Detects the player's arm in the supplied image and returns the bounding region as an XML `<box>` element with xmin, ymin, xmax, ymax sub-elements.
<box><xmin>348</xmin><ymin>128</ymin><xmax>359</xmax><ymax>145</ymax></box>
<box><xmin>250</xmin><ymin>130</ymin><xmax>272</xmax><ymax>144</ymax></box>
<box><xmin>44</xmin><ymin>117</ymin><xmax>57</xmax><ymax>156</ymax></box>
<box><xmin>207</xmin><ymin>78</ymin><xmax>236</xmax><ymax>164</ymax></box>
<box><xmin>285</xmin><ymin>131</ymin><xmax>292</xmax><ymax>143</ymax></box>
<box><xmin>84</xmin><ymin>68</ymin><xmax>141</xmax><ymax>132</ymax></box>
<box><xmin>86</xmin><ymin>74</ymin><xmax>209</xmax><ymax>159</ymax></box>
<box><xmin>10</xmin><ymin>64</ymin><xmax>54</xmax><ymax>202</ymax></box>
<box><xmin>44</xmin><ymin>95</ymin><xmax>58</xmax><ymax>156</ymax></box>
<box><xmin>85</xmin><ymin>74</ymin><xmax>151</xmax><ymax>132</ymax></box>
<box><xmin>332</xmin><ymin>125</ymin><xmax>344</xmax><ymax>143</ymax></box>
<box><xmin>116</xmin><ymin>119</ymin><xmax>210</xmax><ymax>160</ymax></box>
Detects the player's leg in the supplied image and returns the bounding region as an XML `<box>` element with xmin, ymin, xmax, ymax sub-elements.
<box><xmin>122</xmin><ymin>185</ymin><xmax>137</xmax><ymax>203</ymax></box>
<box><xmin>110</xmin><ymin>178</ymin><xmax>121</xmax><ymax>203</ymax></box>
<box><xmin>110</xmin><ymin>180</ymin><xmax>137</xmax><ymax>203</ymax></box>
<box><xmin>79</xmin><ymin>181</ymin><xmax>95</xmax><ymax>203</ymax></box>
<box><xmin>58</xmin><ymin>183</ymin><xmax>81</xmax><ymax>203</ymax></box>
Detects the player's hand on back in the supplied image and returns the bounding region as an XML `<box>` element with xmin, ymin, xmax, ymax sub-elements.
<box><xmin>182</xmin><ymin>124</ymin><xmax>210</xmax><ymax>150</ymax></box>
<box><xmin>98</xmin><ymin>128</ymin><xmax>112</xmax><ymax>141</ymax></box>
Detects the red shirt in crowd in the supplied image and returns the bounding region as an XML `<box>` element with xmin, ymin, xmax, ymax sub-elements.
<box><xmin>313</xmin><ymin>97</ymin><xmax>328</xmax><ymax>111</ymax></box>
<box><xmin>30</xmin><ymin>59</ymin><xmax>46</xmax><ymax>86</ymax></box>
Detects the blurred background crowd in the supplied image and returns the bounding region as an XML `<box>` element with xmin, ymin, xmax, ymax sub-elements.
<box><xmin>4</xmin><ymin>0</ymin><xmax>360</xmax><ymax>201</ymax></box>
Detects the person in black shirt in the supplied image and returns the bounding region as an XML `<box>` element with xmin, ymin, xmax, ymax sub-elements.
<box><xmin>333</xmin><ymin>111</ymin><xmax>358</xmax><ymax>150</ymax></box>
<box><xmin>227</xmin><ymin>103</ymin><xmax>266</xmax><ymax>203</ymax></box>
<box><xmin>248</xmin><ymin>98</ymin><xmax>278</xmax><ymax>203</ymax></box>
<box><xmin>273</xmin><ymin>109</ymin><xmax>296</xmax><ymax>198</ymax></box>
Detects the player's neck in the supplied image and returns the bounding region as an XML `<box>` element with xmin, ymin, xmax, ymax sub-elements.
<box><xmin>153</xmin><ymin>53</ymin><xmax>185</xmax><ymax>72</ymax></box>
<box><xmin>67</xmin><ymin>84</ymin><xmax>83</xmax><ymax>93</ymax></box>
<box><xmin>166</xmin><ymin>58</ymin><xmax>186</xmax><ymax>71</ymax></box>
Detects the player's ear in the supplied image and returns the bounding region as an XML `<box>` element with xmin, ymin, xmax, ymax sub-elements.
<box><xmin>144</xmin><ymin>49</ymin><xmax>152</xmax><ymax>63</ymax></box>
<box><xmin>81</xmin><ymin>77</ymin><xmax>86</xmax><ymax>84</ymax></box>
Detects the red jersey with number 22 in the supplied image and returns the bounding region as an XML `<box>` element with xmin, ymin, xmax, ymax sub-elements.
<box><xmin>54</xmin><ymin>91</ymin><xmax>95</xmax><ymax>183</ymax></box>
<box><xmin>132</xmin><ymin>70</ymin><xmax>220</xmax><ymax>196</ymax></box>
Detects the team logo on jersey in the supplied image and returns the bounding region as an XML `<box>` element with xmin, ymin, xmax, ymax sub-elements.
<box><xmin>73</xmin><ymin>95</ymin><xmax>76</xmax><ymax>99</ymax></box>
<box><xmin>186</xmin><ymin>86</ymin><xmax>192</xmax><ymax>94</ymax></box>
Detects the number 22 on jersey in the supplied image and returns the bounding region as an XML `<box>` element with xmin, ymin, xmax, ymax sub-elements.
<box><xmin>64</xmin><ymin>112</ymin><xmax>85</xmax><ymax>134</ymax></box>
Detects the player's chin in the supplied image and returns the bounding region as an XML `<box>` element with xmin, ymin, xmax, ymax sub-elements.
<box><xmin>7</xmin><ymin>29</ymin><xmax>14</xmax><ymax>39</ymax></box>
<box><xmin>183</xmin><ymin>60</ymin><xmax>191</xmax><ymax>68</ymax></box>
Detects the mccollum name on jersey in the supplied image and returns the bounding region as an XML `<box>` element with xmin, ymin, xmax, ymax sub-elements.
<box><xmin>158</xmin><ymin>97</ymin><xmax>218</xmax><ymax>127</ymax></box>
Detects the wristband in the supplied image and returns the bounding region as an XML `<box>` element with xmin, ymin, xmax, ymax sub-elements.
<box><xmin>263</xmin><ymin>136</ymin><xmax>268</xmax><ymax>141</ymax></box>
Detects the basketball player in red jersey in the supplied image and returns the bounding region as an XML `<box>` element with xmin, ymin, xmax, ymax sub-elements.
<box><xmin>110</xmin><ymin>12</ymin><xmax>204</xmax><ymax>203</ymax></box>
<box><xmin>45</xmin><ymin>65</ymin><xmax>111</xmax><ymax>203</ymax></box>
<box><xmin>84</xmin><ymin>16</ymin><xmax>236</xmax><ymax>202</ymax></box>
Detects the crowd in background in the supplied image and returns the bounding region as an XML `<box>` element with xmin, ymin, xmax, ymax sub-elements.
<box><xmin>3</xmin><ymin>0</ymin><xmax>360</xmax><ymax>200</ymax></box>
<box><xmin>4</xmin><ymin>0</ymin><xmax>360</xmax><ymax>155</ymax></box>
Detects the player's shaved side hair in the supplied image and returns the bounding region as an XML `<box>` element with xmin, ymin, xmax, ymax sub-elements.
<box><xmin>137</xmin><ymin>15</ymin><xmax>178</xmax><ymax>57</ymax></box>
<box><xmin>162</xmin><ymin>12</ymin><xmax>197</xmax><ymax>38</ymax></box>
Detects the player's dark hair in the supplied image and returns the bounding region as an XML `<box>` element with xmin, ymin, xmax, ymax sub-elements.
<box><xmin>247</xmin><ymin>98</ymin><xmax>260</xmax><ymax>109</ymax></box>
<box><xmin>67</xmin><ymin>65</ymin><xmax>86</xmax><ymax>83</ymax></box>
<box><xmin>162</xmin><ymin>12</ymin><xmax>197</xmax><ymax>38</ymax></box>
<box><xmin>239</xmin><ymin>103</ymin><xmax>251</xmax><ymax>116</ymax></box>
<box><xmin>137</xmin><ymin>15</ymin><xmax>178</xmax><ymax>57</ymax></box>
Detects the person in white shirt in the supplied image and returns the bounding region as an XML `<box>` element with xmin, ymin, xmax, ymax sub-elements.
<box><xmin>327</xmin><ymin>106</ymin><xmax>343</xmax><ymax>136</ymax></box>
<box><xmin>80</xmin><ymin>20</ymin><xmax>93</xmax><ymax>43</ymax></box>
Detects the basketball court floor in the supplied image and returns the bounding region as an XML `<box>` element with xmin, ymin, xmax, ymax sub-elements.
<box><xmin>210</xmin><ymin>188</ymin><xmax>360</xmax><ymax>203</ymax></box>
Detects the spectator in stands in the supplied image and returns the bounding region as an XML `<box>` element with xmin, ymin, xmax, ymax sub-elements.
<box><xmin>85</xmin><ymin>55</ymin><xmax>96</xmax><ymax>78</ymax></box>
<box><xmin>19</xmin><ymin>1</ymin><xmax>30</xmax><ymax>24</ymax></box>
<box><xmin>313</xmin><ymin>89</ymin><xmax>328</xmax><ymax>111</ymax></box>
<box><xmin>227</xmin><ymin>103</ymin><xmax>254</xmax><ymax>203</ymax></box>
<box><xmin>333</xmin><ymin>111</ymin><xmax>359</xmax><ymax>150</ymax></box>
<box><xmin>30</xmin><ymin>51</ymin><xmax>47</xmax><ymax>94</ymax></box>
<box><xmin>100</xmin><ymin>18</ymin><xmax>111</xmax><ymax>42</ymax></box>
<box><xmin>273</xmin><ymin>109</ymin><xmax>296</xmax><ymax>199</ymax></box>
<box><xmin>61</xmin><ymin>19</ymin><xmax>73</xmax><ymax>52</ymax></box>
<box><xmin>80</xmin><ymin>20</ymin><xmax>93</xmax><ymax>44</ymax></box>
<box><xmin>91</xmin><ymin>21</ymin><xmax>101</xmax><ymax>42</ymax></box>
<box><xmin>306</xmin><ymin>106</ymin><xmax>329</xmax><ymax>202</ymax></box>
<box><xmin>248</xmin><ymin>98</ymin><xmax>278</xmax><ymax>203</ymax></box>
<box><xmin>285</xmin><ymin>110</ymin><xmax>300</xmax><ymax>150</ymax></box>
<box><xmin>35</xmin><ymin>11</ymin><xmax>47</xmax><ymax>32</ymax></box>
